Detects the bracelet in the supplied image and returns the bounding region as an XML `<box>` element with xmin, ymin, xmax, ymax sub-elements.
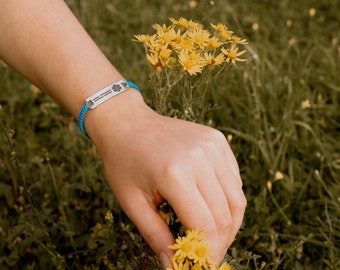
<box><xmin>78</xmin><ymin>80</ymin><xmax>141</xmax><ymax>138</ymax></box>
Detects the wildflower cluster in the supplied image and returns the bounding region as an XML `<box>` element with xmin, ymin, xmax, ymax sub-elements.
<box><xmin>167</xmin><ymin>228</ymin><xmax>232</xmax><ymax>270</ymax></box>
<box><xmin>134</xmin><ymin>18</ymin><xmax>247</xmax><ymax>119</ymax></box>
<box><xmin>134</xmin><ymin>17</ymin><xmax>247</xmax><ymax>75</ymax></box>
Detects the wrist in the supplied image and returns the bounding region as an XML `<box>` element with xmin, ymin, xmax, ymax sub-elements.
<box><xmin>82</xmin><ymin>87</ymin><xmax>154</xmax><ymax>148</ymax></box>
<box><xmin>78</xmin><ymin>80</ymin><xmax>141</xmax><ymax>137</ymax></box>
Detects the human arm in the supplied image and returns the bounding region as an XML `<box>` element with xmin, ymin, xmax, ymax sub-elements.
<box><xmin>0</xmin><ymin>0</ymin><xmax>246</xmax><ymax>268</ymax></box>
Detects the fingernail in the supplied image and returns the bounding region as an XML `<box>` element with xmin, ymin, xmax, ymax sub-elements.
<box><xmin>159</xmin><ymin>251</ymin><xmax>171</xmax><ymax>269</ymax></box>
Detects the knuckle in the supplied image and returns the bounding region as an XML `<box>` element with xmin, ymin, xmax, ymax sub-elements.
<box><xmin>200</xmin><ymin>222</ymin><xmax>218</xmax><ymax>239</ymax></box>
<box><xmin>163</xmin><ymin>160</ymin><xmax>183</xmax><ymax>178</ymax></box>
<box><xmin>205</xmin><ymin>129</ymin><xmax>226</xmax><ymax>147</ymax></box>
<box><xmin>160</xmin><ymin>159</ymin><xmax>189</xmax><ymax>187</ymax></box>
<box><xmin>213</xmin><ymin>129</ymin><xmax>227</xmax><ymax>142</ymax></box>
<box><xmin>238</xmin><ymin>193</ymin><xmax>248</xmax><ymax>211</ymax></box>
<box><xmin>219</xmin><ymin>216</ymin><xmax>233</xmax><ymax>231</ymax></box>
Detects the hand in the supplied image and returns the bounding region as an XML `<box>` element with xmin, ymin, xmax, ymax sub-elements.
<box><xmin>86</xmin><ymin>90</ymin><xmax>247</xmax><ymax>268</ymax></box>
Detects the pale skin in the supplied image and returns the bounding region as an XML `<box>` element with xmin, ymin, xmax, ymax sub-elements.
<box><xmin>0</xmin><ymin>0</ymin><xmax>247</xmax><ymax>268</ymax></box>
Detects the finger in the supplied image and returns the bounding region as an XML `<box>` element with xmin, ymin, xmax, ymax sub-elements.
<box><xmin>197</xmin><ymin>172</ymin><xmax>232</xmax><ymax>263</ymax></box>
<box><xmin>223</xmin><ymin>182</ymin><xmax>246</xmax><ymax>247</ymax></box>
<box><xmin>216</xmin><ymin>144</ymin><xmax>247</xmax><ymax>250</ymax></box>
<box><xmin>114</xmin><ymin>187</ymin><xmax>175</xmax><ymax>268</ymax></box>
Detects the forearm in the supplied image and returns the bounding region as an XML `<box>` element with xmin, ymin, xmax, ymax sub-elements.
<box><xmin>0</xmin><ymin>0</ymin><xmax>131</xmax><ymax>118</ymax></box>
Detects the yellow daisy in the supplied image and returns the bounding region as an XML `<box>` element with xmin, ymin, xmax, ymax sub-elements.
<box><xmin>178</xmin><ymin>50</ymin><xmax>206</xmax><ymax>75</ymax></box>
<box><xmin>187</xmin><ymin>29</ymin><xmax>211</xmax><ymax>49</ymax></box>
<box><xmin>159</xmin><ymin>28</ymin><xmax>181</xmax><ymax>44</ymax></box>
<box><xmin>170</xmin><ymin>17</ymin><xmax>190</xmax><ymax>28</ymax></box>
<box><xmin>146</xmin><ymin>52</ymin><xmax>162</xmax><ymax>69</ymax></box>
<box><xmin>191</xmin><ymin>240</ymin><xmax>212</xmax><ymax>268</ymax></box>
<box><xmin>207</xmin><ymin>36</ymin><xmax>224</xmax><ymax>49</ymax></box>
<box><xmin>159</xmin><ymin>47</ymin><xmax>172</xmax><ymax>60</ymax></box>
<box><xmin>170</xmin><ymin>17</ymin><xmax>203</xmax><ymax>29</ymax></box>
<box><xmin>229</xmin><ymin>36</ymin><xmax>248</xmax><ymax>44</ymax></box>
<box><xmin>153</xmin><ymin>23</ymin><xmax>174</xmax><ymax>34</ymax></box>
<box><xmin>173</xmin><ymin>34</ymin><xmax>195</xmax><ymax>51</ymax></box>
<box><xmin>169</xmin><ymin>235</ymin><xmax>196</xmax><ymax>262</ymax></box>
<box><xmin>187</xmin><ymin>20</ymin><xmax>203</xmax><ymax>29</ymax></box>
<box><xmin>221</xmin><ymin>44</ymin><xmax>247</xmax><ymax>64</ymax></box>
<box><xmin>133</xmin><ymin>34</ymin><xmax>156</xmax><ymax>47</ymax></box>
<box><xmin>204</xmin><ymin>52</ymin><xmax>225</xmax><ymax>66</ymax></box>
<box><xmin>168</xmin><ymin>228</ymin><xmax>234</xmax><ymax>270</ymax></box>
<box><xmin>211</xmin><ymin>23</ymin><xmax>233</xmax><ymax>41</ymax></box>
<box><xmin>184</xmin><ymin>228</ymin><xmax>206</xmax><ymax>242</ymax></box>
<box><xmin>148</xmin><ymin>40</ymin><xmax>164</xmax><ymax>53</ymax></box>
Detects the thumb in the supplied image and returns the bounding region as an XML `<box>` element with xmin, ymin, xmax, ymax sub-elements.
<box><xmin>118</xmin><ymin>193</ymin><xmax>175</xmax><ymax>268</ymax></box>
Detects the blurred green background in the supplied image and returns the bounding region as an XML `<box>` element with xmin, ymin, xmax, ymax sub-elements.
<box><xmin>0</xmin><ymin>0</ymin><xmax>339</xmax><ymax>269</ymax></box>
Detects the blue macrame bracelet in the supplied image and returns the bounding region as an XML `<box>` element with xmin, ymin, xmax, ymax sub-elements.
<box><xmin>78</xmin><ymin>80</ymin><xmax>141</xmax><ymax>138</ymax></box>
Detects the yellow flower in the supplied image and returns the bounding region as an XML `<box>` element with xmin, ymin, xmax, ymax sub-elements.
<box><xmin>133</xmin><ymin>34</ymin><xmax>156</xmax><ymax>47</ymax></box>
<box><xmin>184</xmin><ymin>228</ymin><xmax>206</xmax><ymax>241</ymax></box>
<box><xmin>229</xmin><ymin>36</ymin><xmax>248</xmax><ymax>44</ymax></box>
<box><xmin>173</xmin><ymin>34</ymin><xmax>194</xmax><ymax>51</ymax></box>
<box><xmin>187</xmin><ymin>20</ymin><xmax>203</xmax><ymax>29</ymax></box>
<box><xmin>207</xmin><ymin>37</ymin><xmax>224</xmax><ymax>49</ymax></box>
<box><xmin>169</xmin><ymin>235</ymin><xmax>196</xmax><ymax>262</ymax></box>
<box><xmin>159</xmin><ymin>47</ymin><xmax>176</xmax><ymax>68</ymax></box>
<box><xmin>168</xmin><ymin>228</ymin><xmax>234</xmax><ymax>270</ymax></box>
<box><xmin>170</xmin><ymin>17</ymin><xmax>203</xmax><ymax>29</ymax></box>
<box><xmin>159</xmin><ymin>47</ymin><xmax>172</xmax><ymax>60</ymax></box>
<box><xmin>211</xmin><ymin>23</ymin><xmax>233</xmax><ymax>41</ymax></box>
<box><xmin>145</xmin><ymin>41</ymin><xmax>176</xmax><ymax>69</ymax></box>
<box><xmin>170</xmin><ymin>17</ymin><xmax>190</xmax><ymax>28</ymax></box>
<box><xmin>192</xmin><ymin>241</ymin><xmax>212</xmax><ymax>268</ymax></box>
<box><xmin>187</xmin><ymin>29</ymin><xmax>211</xmax><ymax>49</ymax></box>
<box><xmin>178</xmin><ymin>50</ymin><xmax>206</xmax><ymax>75</ymax></box>
<box><xmin>153</xmin><ymin>23</ymin><xmax>173</xmax><ymax>34</ymax></box>
<box><xmin>169</xmin><ymin>228</ymin><xmax>208</xmax><ymax>263</ymax></box>
<box><xmin>148</xmin><ymin>40</ymin><xmax>163</xmax><ymax>54</ymax></box>
<box><xmin>159</xmin><ymin>28</ymin><xmax>182</xmax><ymax>45</ymax></box>
<box><xmin>221</xmin><ymin>44</ymin><xmax>247</xmax><ymax>64</ymax></box>
<box><xmin>210</xmin><ymin>23</ymin><xmax>227</xmax><ymax>33</ymax></box>
<box><xmin>146</xmin><ymin>52</ymin><xmax>162</xmax><ymax>69</ymax></box>
<box><xmin>204</xmin><ymin>52</ymin><xmax>225</xmax><ymax>66</ymax></box>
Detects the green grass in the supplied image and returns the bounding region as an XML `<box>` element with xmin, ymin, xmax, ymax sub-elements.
<box><xmin>1</xmin><ymin>0</ymin><xmax>339</xmax><ymax>269</ymax></box>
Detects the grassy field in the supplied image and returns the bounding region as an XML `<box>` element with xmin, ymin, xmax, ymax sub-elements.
<box><xmin>0</xmin><ymin>0</ymin><xmax>339</xmax><ymax>269</ymax></box>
